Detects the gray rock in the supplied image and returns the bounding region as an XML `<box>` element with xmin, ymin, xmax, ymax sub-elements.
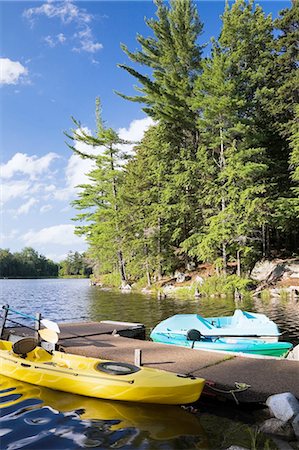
<box><xmin>286</xmin><ymin>344</ymin><xmax>299</xmax><ymax>361</ymax></box>
<box><xmin>251</xmin><ymin>260</ymin><xmax>278</xmax><ymax>281</ymax></box>
<box><xmin>271</xmin><ymin>437</ymin><xmax>295</xmax><ymax>449</ymax></box>
<box><xmin>176</xmin><ymin>272</ymin><xmax>186</xmax><ymax>283</ymax></box>
<box><xmin>195</xmin><ymin>275</ymin><xmax>204</xmax><ymax>285</ymax></box>
<box><xmin>226</xmin><ymin>446</ymin><xmax>249</xmax><ymax>450</ymax></box>
<box><xmin>251</xmin><ymin>259</ymin><xmax>299</xmax><ymax>283</ymax></box>
<box><xmin>266</xmin><ymin>393</ymin><xmax>299</xmax><ymax>422</ymax></box>
<box><xmin>292</xmin><ymin>413</ymin><xmax>299</xmax><ymax>439</ymax></box>
<box><xmin>121</xmin><ymin>283</ymin><xmax>131</xmax><ymax>291</ymax></box>
<box><xmin>259</xmin><ymin>418</ymin><xmax>294</xmax><ymax>439</ymax></box>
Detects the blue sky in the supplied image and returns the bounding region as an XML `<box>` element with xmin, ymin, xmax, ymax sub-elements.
<box><xmin>0</xmin><ymin>0</ymin><xmax>290</xmax><ymax>262</ymax></box>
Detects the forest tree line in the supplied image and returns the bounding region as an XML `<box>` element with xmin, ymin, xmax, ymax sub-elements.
<box><xmin>67</xmin><ymin>0</ymin><xmax>299</xmax><ymax>286</ymax></box>
<box><xmin>0</xmin><ymin>248</ymin><xmax>90</xmax><ymax>278</ymax></box>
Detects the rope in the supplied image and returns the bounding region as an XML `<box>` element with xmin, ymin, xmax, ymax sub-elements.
<box><xmin>205</xmin><ymin>382</ymin><xmax>251</xmax><ymax>405</ymax></box>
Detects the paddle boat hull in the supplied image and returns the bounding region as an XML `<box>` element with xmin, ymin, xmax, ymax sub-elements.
<box><xmin>0</xmin><ymin>340</ymin><xmax>205</xmax><ymax>405</ymax></box>
<box><xmin>151</xmin><ymin>310</ymin><xmax>281</xmax><ymax>342</ymax></box>
<box><xmin>150</xmin><ymin>332</ymin><xmax>292</xmax><ymax>357</ymax></box>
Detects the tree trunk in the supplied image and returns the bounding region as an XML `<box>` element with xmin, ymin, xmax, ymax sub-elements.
<box><xmin>117</xmin><ymin>249</ymin><xmax>127</xmax><ymax>284</ymax></box>
<box><xmin>236</xmin><ymin>249</ymin><xmax>241</xmax><ymax>277</ymax></box>
<box><xmin>110</xmin><ymin>145</ymin><xmax>127</xmax><ymax>284</ymax></box>
<box><xmin>220</xmin><ymin>127</ymin><xmax>227</xmax><ymax>275</ymax></box>
<box><xmin>222</xmin><ymin>242</ymin><xmax>227</xmax><ymax>276</ymax></box>
<box><xmin>144</xmin><ymin>243</ymin><xmax>151</xmax><ymax>286</ymax></box>
<box><xmin>157</xmin><ymin>216</ymin><xmax>162</xmax><ymax>280</ymax></box>
<box><xmin>262</xmin><ymin>223</ymin><xmax>266</xmax><ymax>257</ymax></box>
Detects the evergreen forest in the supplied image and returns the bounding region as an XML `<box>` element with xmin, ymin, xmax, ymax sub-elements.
<box><xmin>0</xmin><ymin>248</ymin><xmax>90</xmax><ymax>278</ymax></box>
<box><xmin>0</xmin><ymin>248</ymin><xmax>59</xmax><ymax>278</ymax></box>
<box><xmin>66</xmin><ymin>0</ymin><xmax>299</xmax><ymax>287</ymax></box>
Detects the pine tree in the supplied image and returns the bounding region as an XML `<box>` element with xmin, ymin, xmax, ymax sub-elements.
<box><xmin>120</xmin><ymin>124</ymin><xmax>180</xmax><ymax>282</ymax></box>
<box><xmin>117</xmin><ymin>0</ymin><xmax>203</xmax><ymax>143</ymax></box>
<box><xmin>271</xmin><ymin>0</ymin><xmax>299</xmax><ymax>139</ymax></box>
<box><xmin>66</xmin><ymin>99</ymin><xmax>130</xmax><ymax>285</ymax></box>
<box><xmin>118</xmin><ymin>0</ymin><xmax>206</xmax><ymax>266</ymax></box>
<box><xmin>183</xmin><ymin>44</ymin><xmax>267</xmax><ymax>273</ymax></box>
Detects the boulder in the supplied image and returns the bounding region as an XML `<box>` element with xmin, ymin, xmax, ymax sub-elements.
<box><xmin>121</xmin><ymin>284</ymin><xmax>132</xmax><ymax>291</ymax></box>
<box><xmin>251</xmin><ymin>259</ymin><xmax>299</xmax><ymax>284</ymax></box>
<box><xmin>266</xmin><ymin>393</ymin><xmax>299</xmax><ymax>422</ymax></box>
<box><xmin>292</xmin><ymin>413</ymin><xmax>299</xmax><ymax>439</ymax></box>
<box><xmin>286</xmin><ymin>344</ymin><xmax>299</xmax><ymax>361</ymax></box>
<box><xmin>226</xmin><ymin>446</ymin><xmax>249</xmax><ymax>450</ymax></box>
<box><xmin>271</xmin><ymin>437</ymin><xmax>295</xmax><ymax>449</ymax></box>
<box><xmin>195</xmin><ymin>275</ymin><xmax>204</xmax><ymax>285</ymax></box>
<box><xmin>251</xmin><ymin>260</ymin><xmax>278</xmax><ymax>282</ymax></box>
<box><xmin>259</xmin><ymin>418</ymin><xmax>294</xmax><ymax>439</ymax></box>
<box><xmin>176</xmin><ymin>272</ymin><xmax>186</xmax><ymax>283</ymax></box>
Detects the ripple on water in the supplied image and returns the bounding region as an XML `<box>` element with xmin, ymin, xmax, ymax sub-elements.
<box><xmin>0</xmin><ymin>375</ymin><xmax>210</xmax><ymax>449</ymax></box>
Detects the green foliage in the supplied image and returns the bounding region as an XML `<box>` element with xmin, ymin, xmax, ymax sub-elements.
<box><xmin>0</xmin><ymin>248</ymin><xmax>58</xmax><ymax>278</ymax></box>
<box><xmin>68</xmin><ymin>0</ymin><xmax>299</xmax><ymax>290</ymax></box>
<box><xmin>66</xmin><ymin>98</ymin><xmax>130</xmax><ymax>283</ymax></box>
<box><xmin>59</xmin><ymin>251</ymin><xmax>92</xmax><ymax>277</ymax></box>
<box><xmin>100</xmin><ymin>272</ymin><xmax>122</xmax><ymax>288</ymax></box>
<box><xmin>117</xmin><ymin>0</ymin><xmax>203</xmax><ymax>135</ymax></box>
<box><xmin>199</xmin><ymin>275</ymin><xmax>253</xmax><ymax>296</ymax></box>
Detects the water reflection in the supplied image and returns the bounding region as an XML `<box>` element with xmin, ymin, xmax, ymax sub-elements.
<box><xmin>0</xmin><ymin>375</ymin><xmax>208</xmax><ymax>449</ymax></box>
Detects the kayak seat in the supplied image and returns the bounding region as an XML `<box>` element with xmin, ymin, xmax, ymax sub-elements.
<box><xmin>12</xmin><ymin>338</ymin><xmax>38</xmax><ymax>358</ymax></box>
<box><xmin>96</xmin><ymin>361</ymin><xmax>141</xmax><ymax>375</ymax></box>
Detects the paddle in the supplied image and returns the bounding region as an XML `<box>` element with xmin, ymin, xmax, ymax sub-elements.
<box><xmin>40</xmin><ymin>319</ymin><xmax>60</xmax><ymax>334</ymax></box>
<box><xmin>3</xmin><ymin>306</ymin><xmax>60</xmax><ymax>333</ymax></box>
<box><xmin>38</xmin><ymin>328</ymin><xmax>59</xmax><ymax>344</ymax></box>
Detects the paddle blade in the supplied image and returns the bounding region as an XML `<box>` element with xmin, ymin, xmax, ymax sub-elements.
<box><xmin>41</xmin><ymin>319</ymin><xmax>60</xmax><ymax>333</ymax></box>
<box><xmin>39</xmin><ymin>328</ymin><xmax>59</xmax><ymax>344</ymax></box>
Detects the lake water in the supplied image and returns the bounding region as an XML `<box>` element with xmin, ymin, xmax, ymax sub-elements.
<box><xmin>0</xmin><ymin>278</ymin><xmax>298</xmax><ymax>449</ymax></box>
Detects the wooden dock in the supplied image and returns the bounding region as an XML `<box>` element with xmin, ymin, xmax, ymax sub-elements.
<box><xmin>5</xmin><ymin>320</ymin><xmax>299</xmax><ymax>404</ymax></box>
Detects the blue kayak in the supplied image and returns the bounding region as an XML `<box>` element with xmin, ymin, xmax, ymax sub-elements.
<box><xmin>150</xmin><ymin>330</ymin><xmax>292</xmax><ymax>357</ymax></box>
<box><xmin>150</xmin><ymin>310</ymin><xmax>281</xmax><ymax>341</ymax></box>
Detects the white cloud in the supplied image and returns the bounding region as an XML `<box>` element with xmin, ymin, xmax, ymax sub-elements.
<box><xmin>118</xmin><ymin>117</ymin><xmax>155</xmax><ymax>155</ymax></box>
<box><xmin>15</xmin><ymin>198</ymin><xmax>38</xmax><ymax>216</ymax></box>
<box><xmin>40</xmin><ymin>204</ymin><xmax>53</xmax><ymax>213</ymax></box>
<box><xmin>1</xmin><ymin>180</ymin><xmax>31</xmax><ymax>204</ymax></box>
<box><xmin>53</xmin><ymin>118</ymin><xmax>154</xmax><ymax>201</ymax></box>
<box><xmin>0</xmin><ymin>58</ymin><xmax>28</xmax><ymax>85</ymax></box>
<box><xmin>24</xmin><ymin>1</ymin><xmax>103</xmax><ymax>54</ymax></box>
<box><xmin>54</xmin><ymin>127</ymin><xmax>98</xmax><ymax>200</ymax></box>
<box><xmin>46</xmin><ymin>252</ymin><xmax>69</xmax><ymax>262</ymax></box>
<box><xmin>73</xmin><ymin>27</ymin><xmax>103</xmax><ymax>53</ymax></box>
<box><xmin>1</xmin><ymin>152</ymin><xmax>58</xmax><ymax>180</ymax></box>
<box><xmin>44</xmin><ymin>184</ymin><xmax>56</xmax><ymax>193</ymax></box>
<box><xmin>0</xmin><ymin>229</ymin><xmax>19</xmax><ymax>243</ymax></box>
<box><xmin>22</xmin><ymin>224</ymin><xmax>85</xmax><ymax>246</ymax></box>
<box><xmin>44</xmin><ymin>33</ymin><xmax>66</xmax><ymax>47</ymax></box>
<box><xmin>23</xmin><ymin>1</ymin><xmax>92</xmax><ymax>25</ymax></box>
<box><xmin>118</xmin><ymin>117</ymin><xmax>154</xmax><ymax>142</ymax></box>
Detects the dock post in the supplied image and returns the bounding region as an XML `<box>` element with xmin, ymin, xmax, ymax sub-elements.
<box><xmin>134</xmin><ymin>349</ymin><xmax>142</xmax><ymax>366</ymax></box>
<box><xmin>35</xmin><ymin>312</ymin><xmax>41</xmax><ymax>345</ymax></box>
<box><xmin>0</xmin><ymin>304</ymin><xmax>9</xmax><ymax>339</ymax></box>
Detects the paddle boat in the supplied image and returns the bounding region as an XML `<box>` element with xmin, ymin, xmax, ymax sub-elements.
<box><xmin>150</xmin><ymin>310</ymin><xmax>281</xmax><ymax>342</ymax></box>
<box><xmin>0</xmin><ymin>338</ymin><xmax>205</xmax><ymax>405</ymax></box>
<box><xmin>150</xmin><ymin>328</ymin><xmax>292</xmax><ymax>357</ymax></box>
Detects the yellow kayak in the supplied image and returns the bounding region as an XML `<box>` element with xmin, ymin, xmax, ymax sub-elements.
<box><xmin>0</xmin><ymin>339</ymin><xmax>205</xmax><ymax>404</ymax></box>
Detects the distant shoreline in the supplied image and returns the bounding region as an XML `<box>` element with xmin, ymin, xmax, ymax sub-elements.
<box><xmin>1</xmin><ymin>276</ymin><xmax>89</xmax><ymax>280</ymax></box>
